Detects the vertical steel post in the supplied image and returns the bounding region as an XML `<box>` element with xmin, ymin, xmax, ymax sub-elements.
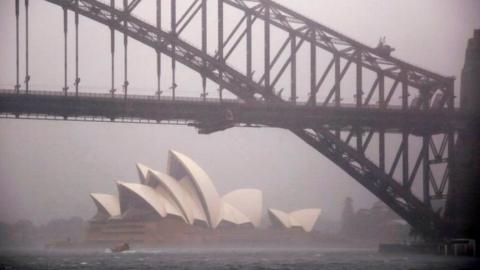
<box><xmin>74</xmin><ymin>0</ymin><xmax>79</xmax><ymax>96</ymax></box>
<box><xmin>356</xmin><ymin>127</ymin><xmax>363</xmax><ymax>154</ymax></box>
<box><xmin>264</xmin><ymin>2</ymin><xmax>270</xmax><ymax>95</ymax></box>
<box><xmin>246</xmin><ymin>12</ymin><xmax>252</xmax><ymax>81</ymax></box>
<box><xmin>378</xmin><ymin>73</ymin><xmax>385</xmax><ymax>109</ymax></box>
<box><xmin>217</xmin><ymin>0</ymin><xmax>223</xmax><ymax>100</ymax></box>
<box><xmin>334</xmin><ymin>54</ymin><xmax>341</xmax><ymax>106</ymax></box>
<box><xmin>379</xmin><ymin>129</ymin><xmax>386</xmax><ymax>171</ymax></box>
<box><xmin>25</xmin><ymin>0</ymin><xmax>30</xmax><ymax>93</ymax></box>
<box><xmin>447</xmin><ymin>78</ymin><xmax>455</xmax><ymax>111</ymax></box>
<box><xmin>171</xmin><ymin>0</ymin><xmax>176</xmax><ymax>101</ymax></box>
<box><xmin>201</xmin><ymin>0</ymin><xmax>207</xmax><ymax>101</ymax></box>
<box><xmin>447</xmin><ymin>129</ymin><xmax>455</xmax><ymax>207</ymax></box>
<box><xmin>423</xmin><ymin>136</ymin><xmax>431</xmax><ymax>206</ymax></box>
<box><xmin>356</xmin><ymin>51</ymin><xmax>363</xmax><ymax>107</ymax></box>
<box><xmin>290</xmin><ymin>33</ymin><xmax>296</xmax><ymax>104</ymax></box>
<box><xmin>123</xmin><ymin>0</ymin><xmax>128</xmax><ymax>100</ymax></box>
<box><xmin>110</xmin><ymin>0</ymin><xmax>115</xmax><ymax>97</ymax></box>
<box><xmin>63</xmin><ymin>7</ymin><xmax>68</xmax><ymax>95</ymax></box>
<box><xmin>402</xmin><ymin>71</ymin><xmax>409</xmax><ymax>110</ymax></box>
<box><xmin>334</xmin><ymin>51</ymin><xmax>342</xmax><ymax>139</ymax></box>
<box><xmin>15</xmin><ymin>0</ymin><xmax>20</xmax><ymax>93</ymax></box>
<box><xmin>446</xmin><ymin>79</ymin><xmax>456</xmax><ymax>215</ymax></box>
<box><xmin>310</xmin><ymin>32</ymin><xmax>316</xmax><ymax>105</ymax></box>
<box><xmin>355</xmin><ymin>51</ymin><xmax>364</xmax><ymax>147</ymax></box>
<box><xmin>402</xmin><ymin>133</ymin><xmax>409</xmax><ymax>187</ymax></box>
<box><xmin>156</xmin><ymin>0</ymin><xmax>162</xmax><ymax>99</ymax></box>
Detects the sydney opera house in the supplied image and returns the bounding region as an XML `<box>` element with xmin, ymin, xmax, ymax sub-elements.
<box><xmin>87</xmin><ymin>150</ymin><xmax>321</xmax><ymax>245</ymax></box>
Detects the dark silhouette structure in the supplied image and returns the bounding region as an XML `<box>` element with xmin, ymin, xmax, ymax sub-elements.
<box><xmin>447</xmin><ymin>30</ymin><xmax>480</xmax><ymax>244</ymax></box>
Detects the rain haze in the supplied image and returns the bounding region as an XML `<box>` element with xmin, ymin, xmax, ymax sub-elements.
<box><xmin>0</xmin><ymin>0</ymin><xmax>479</xmax><ymax>230</ymax></box>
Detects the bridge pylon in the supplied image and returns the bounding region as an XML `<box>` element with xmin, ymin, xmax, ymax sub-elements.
<box><xmin>447</xmin><ymin>30</ymin><xmax>480</xmax><ymax>242</ymax></box>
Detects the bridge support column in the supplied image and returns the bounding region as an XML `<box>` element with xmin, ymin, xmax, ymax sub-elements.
<box><xmin>378</xmin><ymin>73</ymin><xmax>385</xmax><ymax>109</ymax></box>
<box><xmin>170</xmin><ymin>0</ymin><xmax>176</xmax><ymax>101</ymax></box>
<box><xmin>246</xmin><ymin>12</ymin><xmax>252</xmax><ymax>81</ymax></box>
<box><xmin>217</xmin><ymin>0</ymin><xmax>223</xmax><ymax>101</ymax></box>
<box><xmin>447</xmin><ymin>30</ymin><xmax>480</xmax><ymax>244</ymax></box>
<box><xmin>264</xmin><ymin>2</ymin><xmax>271</xmax><ymax>95</ymax></box>
<box><xmin>379</xmin><ymin>129</ymin><xmax>385</xmax><ymax>171</ymax></box>
<box><xmin>123</xmin><ymin>0</ymin><xmax>129</xmax><ymax>100</ymax></box>
<box><xmin>290</xmin><ymin>33</ymin><xmax>296</xmax><ymax>104</ymax></box>
<box><xmin>15</xmin><ymin>0</ymin><xmax>20</xmax><ymax>93</ymax></box>
<box><xmin>334</xmin><ymin>54</ymin><xmax>340</xmax><ymax>107</ymax></box>
<box><xmin>156</xmin><ymin>0</ymin><xmax>162</xmax><ymax>100</ymax></box>
<box><xmin>74</xmin><ymin>0</ymin><xmax>79</xmax><ymax>96</ymax></box>
<box><xmin>25</xmin><ymin>0</ymin><xmax>30</xmax><ymax>93</ymax></box>
<box><xmin>109</xmin><ymin>0</ymin><xmax>115</xmax><ymax>97</ymax></box>
<box><xmin>423</xmin><ymin>136</ymin><xmax>431</xmax><ymax>206</ymax></box>
<box><xmin>402</xmin><ymin>132</ymin><xmax>409</xmax><ymax>187</ymax></box>
<box><xmin>310</xmin><ymin>32</ymin><xmax>316</xmax><ymax>105</ymax></box>
<box><xmin>356</xmin><ymin>51</ymin><xmax>363</xmax><ymax>107</ymax></box>
<box><xmin>201</xmin><ymin>0</ymin><xmax>207</xmax><ymax>101</ymax></box>
<box><xmin>402</xmin><ymin>71</ymin><xmax>409</xmax><ymax>110</ymax></box>
<box><xmin>62</xmin><ymin>7</ymin><xmax>69</xmax><ymax>95</ymax></box>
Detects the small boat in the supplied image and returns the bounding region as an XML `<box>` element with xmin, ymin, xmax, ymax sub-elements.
<box><xmin>110</xmin><ymin>242</ymin><xmax>130</xmax><ymax>253</ymax></box>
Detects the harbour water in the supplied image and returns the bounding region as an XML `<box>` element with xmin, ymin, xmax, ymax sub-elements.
<box><xmin>1</xmin><ymin>247</ymin><xmax>479</xmax><ymax>270</ymax></box>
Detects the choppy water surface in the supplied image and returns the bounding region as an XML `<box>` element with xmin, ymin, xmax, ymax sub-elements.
<box><xmin>1</xmin><ymin>247</ymin><xmax>479</xmax><ymax>270</ymax></box>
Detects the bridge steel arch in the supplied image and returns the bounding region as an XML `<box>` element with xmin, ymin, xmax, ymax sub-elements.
<box><xmin>33</xmin><ymin>0</ymin><xmax>456</xmax><ymax>238</ymax></box>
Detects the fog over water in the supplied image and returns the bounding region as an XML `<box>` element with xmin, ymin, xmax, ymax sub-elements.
<box><xmin>0</xmin><ymin>0</ymin><xmax>479</xmax><ymax>227</ymax></box>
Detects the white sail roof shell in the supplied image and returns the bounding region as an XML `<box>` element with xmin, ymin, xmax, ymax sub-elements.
<box><xmin>216</xmin><ymin>202</ymin><xmax>252</xmax><ymax>227</ymax></box>
<box><xmin>117</xmin><ymin>181</ymin><xmax>185</xmax><ymax>221</ymax></box>
<box><xmin>91</xmin><ymin>150</ymin><xmax>286</xmax><ymax>229</ymax></box>
<box><xmin>268</xmin><ymin>208</ymin><xmax>291</xmax><ymax>228</ymax></box>
<box><xmin>136</xmin><ymin>163</ymin><xmax>150</xmax><ymax>185</ymax></box>
<box><xmin>147</xmin><ymin>169</ymin><xmax>195</xmax><ymax>224</ymax></box>
<box><xmin>289</xmin><ymin>209</ymin><xmax>322</xmax><ymax>232</ymax></box>
<box><xmin>179</xmin><ymin>176</ymin><xmax>209</xmax><ymax>225</ymax></box>
<box><xmin>90</xmin><ymin>193</ymin><xmax>121</xmax><ymax>217</ymax></box>
<box><xmin>167</xmin><ymin>150</ymin><xmax>222</xmax><ymax>228</ymax></box>
<box><xmin>268</xmin><ymin>208</ymin><xmax>321</xmax><ymax>232</ymax></box>
<box><xmin>222</xmin><ymin>189</ymin><xmax>263</xmax><ymax>227</ymax></box>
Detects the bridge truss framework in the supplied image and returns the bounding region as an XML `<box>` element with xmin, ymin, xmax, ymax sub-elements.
<box><xmin>2</xmin><ymin>0</ymin><xmax>470</xmax><ymax>239</ymax></box>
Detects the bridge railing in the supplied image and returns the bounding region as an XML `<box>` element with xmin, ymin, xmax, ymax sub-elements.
<box><xmin>0</xmin><ymin>89</ymin><xmax>241</xmax><ymax>104</ymax></box>
<box><xmin>1</xmin><ymin>88</ymin><xmax>441</xmax><ymax>112</ymax></box>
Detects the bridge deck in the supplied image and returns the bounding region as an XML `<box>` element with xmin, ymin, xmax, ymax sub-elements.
<box><xmin>0</xmin><ymin>89</ymin><xmax>470</xmax><ymax>135</ymax></box>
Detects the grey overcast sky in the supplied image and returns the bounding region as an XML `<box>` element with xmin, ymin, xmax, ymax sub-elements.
<box><xmin>0</xmin><ymin>0</ymin><xmax>479</xmax><ymax>225</ymax></box>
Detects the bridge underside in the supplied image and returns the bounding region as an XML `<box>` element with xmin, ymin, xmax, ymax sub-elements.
<box><xmin>0</xmin><ymin>90</ymin><xmax>467</xmax><ymax>135</ymax></box>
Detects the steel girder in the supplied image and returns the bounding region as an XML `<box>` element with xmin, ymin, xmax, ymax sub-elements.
<box><xmin>223</xmin><ymin>0</ymin><xmax>453</xmax><ymax>93</ymax></box>
<box><xmin>41</xmin><ymin>0</ymin><xmax>453</xmax><ymax>238</ymax></box>
<box><xmin>0</xmin><ymin>89</ymin><xmax>469</xmax><ymax>134</ymax></box>
<box><xmin>44</xmin><ymin>0</ymin><xmax>267</xmax><ymax>103</ymax></box>
<box><xmin>294</xmin><ymin>128</ymin><xmax>447</xmax><ymax>238</ymax></box>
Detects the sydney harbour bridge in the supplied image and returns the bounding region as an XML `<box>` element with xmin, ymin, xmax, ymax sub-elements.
<box><xmin>0</xmin><ymin>0</ymin><xmax>478</xmax><ymax>241</ymax></box>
